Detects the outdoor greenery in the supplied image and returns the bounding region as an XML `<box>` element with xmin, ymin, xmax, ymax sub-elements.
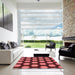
<box><xmin>21</xmin><ymin>40</ymin><xmax>63</xmax><ymax>48</ymax></box>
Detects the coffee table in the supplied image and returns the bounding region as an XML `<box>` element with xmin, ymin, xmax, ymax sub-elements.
<box><xmin>34</xmin><ymin>49</ymin><xmax>49</xmax><ymax>57</ymax></box>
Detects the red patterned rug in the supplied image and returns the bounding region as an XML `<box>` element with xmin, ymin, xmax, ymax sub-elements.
<box><xmin>13</xmin><ymin>57</ymin><xmax>62</xmax><ymax>69</ymax></box>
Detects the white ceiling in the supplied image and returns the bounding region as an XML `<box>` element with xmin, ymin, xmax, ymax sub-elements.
<box><xmin>3</xmin><ymin>0</ymin><xmax>62</xmax><ymax>10</ymax></box>
<box><xmin>16</xmin><ymin>0</ymin><xmax>61</xmax><ymax>3</ymax></box>
<box><xmin>18</xmin><ymin>3</ymin><xmax>62</xmax><ymax>9</ymax></box>
<box><xmin>15</xmin><ymin>0</ymin><xmax>62</xmax><ymax>9</ymax></box>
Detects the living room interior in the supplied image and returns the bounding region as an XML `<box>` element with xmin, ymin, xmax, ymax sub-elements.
<box><xmin>0</xmin><ymin>0</ymin><xmax>75</xmax><ymax>75</ymax></box>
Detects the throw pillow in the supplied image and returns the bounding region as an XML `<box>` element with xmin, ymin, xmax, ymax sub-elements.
<box><xmin>68</xmin><ymin>44</ymin><xmax>74</xmax><ymax>48</ymax></box>
<box><xmin>68</xmin><ymin>44</ymin><xmax>75</xmax><ymax>53</ymax></box>
<box><xmin>0</xmin><ymin>42</ymin><xmax>2</xmax><ymax>49</ymax></box>
<box><xmin>10</xmin><ymin>42</ymin><xmax>18</xmax><ymax>48</ymax></box>
<box><xmin>0</xmin><ymin>42</ymin><xmax>8</xmax><ymax>49</ymax></box>
<box><xmin>7</xmin><ymin>43</ymin><xmax>11</xmax><ymax>49</ymax></box>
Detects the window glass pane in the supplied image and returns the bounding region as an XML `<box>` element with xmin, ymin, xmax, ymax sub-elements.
<box><xmin>21</xmin><ymin>29</ymin><xmax>62</xmax><ymax>40</ymax></box>
<box><xmin>19</xmin><ymin>10</ymin><xmax>63</xmax><ymax>40</ymax></box>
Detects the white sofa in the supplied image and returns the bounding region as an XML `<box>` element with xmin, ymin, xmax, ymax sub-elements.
<box><xmin>0</xmin><ymin>46</ymin><xmax>24</xmax><ymax>64</ymax></box>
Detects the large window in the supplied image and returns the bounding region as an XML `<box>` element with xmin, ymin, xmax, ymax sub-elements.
<box><xmin>19</xmin><ymin>10</ymin><xmax>63</xmax><ymax>40</ymax></box>
<box><xmin>19</xmin><ymin>10</ymin><xmax>63</xmax><ymax>48</ymax></box>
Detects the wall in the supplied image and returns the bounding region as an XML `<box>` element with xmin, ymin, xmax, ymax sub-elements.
<box><xmin>0</xmin><ymin>27</ymin><xmax>17</xmax><ymax>42</ymax></box>
<box><xmin>17</xmin><ymin>3</ymin><xmax>62</xmax><ymax>10</ymax></box>
<box><xmin>63</xmin><ymin>0</ymin><xmax>75</xmax><ymax>37</ymax></box>
<box><xmin>0</xmin><ymin>0</ymin><xmax>18</xmax><ymax>42</ymax></box>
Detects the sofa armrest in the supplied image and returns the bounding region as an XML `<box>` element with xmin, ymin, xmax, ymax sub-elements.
<box><xmin>0</xmin><ymin>50</ymin><xmax>13</xmax><ymax>64</ymax></box>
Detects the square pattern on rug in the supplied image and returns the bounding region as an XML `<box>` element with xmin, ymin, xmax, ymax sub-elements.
<box><xmin>13</xmin><ymin>57</ymin><xmax>62</xmax><ymax>69</ymax></box>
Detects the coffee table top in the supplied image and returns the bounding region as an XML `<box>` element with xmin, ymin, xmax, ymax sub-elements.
<box><xmin>34</xmin><ymin>49</ymin><xmax>49</xmax><ymax>54</ymax></box>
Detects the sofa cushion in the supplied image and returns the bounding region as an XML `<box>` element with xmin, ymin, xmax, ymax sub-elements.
<box><xmin>13</xmin><ymin>48</ymin><xmax>20</xmax><ymax>60</ymax></box>
<box><xmin>0</xmin><ymin>42</ymin><xmax>2</xmax><ymax>49</ymax></box>
<box><xmin>13</xmin><ymin>47</ymin><xmax>23</xmax><ymax>60</ymax></box>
